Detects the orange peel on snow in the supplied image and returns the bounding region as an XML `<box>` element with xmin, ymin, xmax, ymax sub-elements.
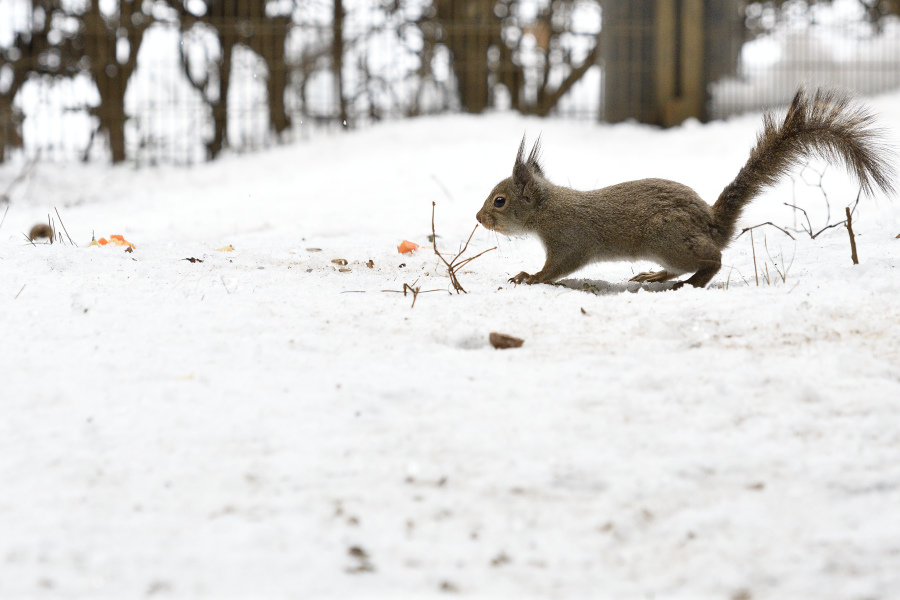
<box><xmin>397</xmin><ymin>240</ymin><xmax>419</xmax><ymax>254</ymax></box>
<box><xmin>89</xmin><ymin>234</ymin><xmax>134</xmax><ymax>249</ymax></box>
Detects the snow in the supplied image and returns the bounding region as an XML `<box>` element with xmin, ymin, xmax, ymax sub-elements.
<box><xmin>2</xmin><ymin>90</ymin><xmax>900</xmax><ymax>599</ymax></box>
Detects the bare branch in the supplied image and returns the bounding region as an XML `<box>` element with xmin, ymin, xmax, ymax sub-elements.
<box><xmin>54</xmin><ymin>207</ymin><xmax>77</xmax><ymax>246</ymax></box>
<box><xmin>738</xmin><ymin>222</ymin><xmax>795</xmax><ymax>240</ymax></box>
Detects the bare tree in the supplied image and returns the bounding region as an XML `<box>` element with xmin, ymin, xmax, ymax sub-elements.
<box><xmin>1</xmin><ymin>0</ymin><xmax>83</xmax><ymax>162</ymax></box>
<box><xmin>81</xmin><ymin>0</ymin><xmax>154</xmax><ymax>163</ymax></box>
<box><xmin>168</xmin><ymin>0</ymin><xmax>293</xmax><ymax>159</ymax></box>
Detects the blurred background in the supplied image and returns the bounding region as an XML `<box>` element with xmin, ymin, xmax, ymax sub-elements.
<box><xmin>1</xmin><ymin>0</ymin><xmax>898</xmax><ymax>166</ymax></box>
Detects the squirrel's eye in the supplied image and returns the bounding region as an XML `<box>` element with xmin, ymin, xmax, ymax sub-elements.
<box><xmin>493</xmin><ymin>196</ymin><xmax>506</xmax><ymax>208</ymax></box>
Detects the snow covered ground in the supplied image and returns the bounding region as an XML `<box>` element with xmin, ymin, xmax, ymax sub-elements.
<box><xmin>2</xmin><ymin>91</ymin><xmax>900</xmax><ymax>599</ymax></box>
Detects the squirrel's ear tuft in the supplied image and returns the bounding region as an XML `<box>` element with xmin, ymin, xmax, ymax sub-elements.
<box><xmin>515</xmin><ymin>134</ymin><xmax>527</xmax><ymax>167</ymax></box>
<box><xmin>527</xmin><ymin>135</ymin><xmax>544</xmax><ymax>176</ymax></box>
<box><xmin>513</xmin><ymin>134</ymin><xmax>531</xmax><ymax>194</ymax></box>
<box><xmin>513</xmin><ymin>134</ymin><xmax>546</xmax><ymax>205</ymax></box>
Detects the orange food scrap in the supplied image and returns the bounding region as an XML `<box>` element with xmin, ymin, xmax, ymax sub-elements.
<box><xmin>398</xmin><ymin>240</ymin><xmax>419</xmax><ymax>254</ymax></box>
<box><xmin>108</xmin><ymin>234</ymin><xmax>136</xmax><ymax>249</ymax></box>
<box><xmin>217</xmin><ymin>245</ymin><xmax>234</xmax><ymax>252</ymax></box>
<box><xmin>90</xmin><ymin>234</ymin><xmax>135</xmax><ymax>249</ymax></box>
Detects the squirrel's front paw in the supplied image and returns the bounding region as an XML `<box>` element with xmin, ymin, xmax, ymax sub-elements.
<box><xmin>509</xmin><ymin>271</ymin><xmax>539</xmax><ymax>285</ymax></box>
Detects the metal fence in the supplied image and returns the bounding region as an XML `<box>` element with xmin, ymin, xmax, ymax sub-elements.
<box><xmin>2</xmin><ymin>0</ymin><xmax>899</xmax><ymax>165</ymax></box>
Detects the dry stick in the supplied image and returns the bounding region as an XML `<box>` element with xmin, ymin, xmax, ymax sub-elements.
<box><xmin>453</xmin><ymin>247</ymin><xmax>497</xmax><ymax>271</ymax></box>
<box><xmin>431</xmin><ymin>201</ymin><xmax>496</xmax><ymax>294</ymax></box>
<box><xmin>22</xmin><ymin>232</ymin><xmax>35</xmax><ymax>246</ymax></box>
<box><xmin>14</xmin><ymin>284</ymin><xmax>26</xmax><ymax>300</ymax></box>
<box><xmin>783</xmin><ymin>203</ymin><xmax>847</xmax><ymax>239</ymax></box>
<box><xmin>750</xmin><ymin>229</ymin><xmax>759</xmax><ymax>286</ymax></box>
<box><xmin>738</xmin><ymin>222</ymin><xmax>795</xmax><ymax>240</ymax></box>
<box><xmin>763</xmin><ymin>235</ymin><xmax>794</xmax><ymax>284</ymax></box>
<box><xmin>54</xmin><ymin>207</ymin><xmax>77</xmax><ymax>246</ymax></box>
<box><xmin>845</xmin><ymin>206</ymin><xmax>859</xmax><ymax>265</ymax></box>
<box><xmin>799</xmin><ymin>163</ymin><xmax>832</xmax><ymax>223</ymax></box>
<box><xmin>0</xmin><ymin>205</ymin><xmax>9</xmax><ymax>232</ymax></box>
<box><xmin>381</xmin><ymin>280</ymin><xmax>445</xmax><ymax>309</ymax></box>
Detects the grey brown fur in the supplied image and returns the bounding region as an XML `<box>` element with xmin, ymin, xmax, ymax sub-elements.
<box><xmin>475</xmin><ymin>88</ymin><xmax>896</xmax><ymax>289</ymax></box>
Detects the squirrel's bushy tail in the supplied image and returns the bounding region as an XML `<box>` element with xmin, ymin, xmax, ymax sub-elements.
<box><xmin>712</xmin><ymin>88</ymin><xmax>896</xmax><ymax>245</ymax></box>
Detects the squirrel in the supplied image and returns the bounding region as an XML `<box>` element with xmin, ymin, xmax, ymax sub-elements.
<box><xmin>476</xmin><ymin>88</ymin><xmax>896</xmax><ymax>289</ymax></box>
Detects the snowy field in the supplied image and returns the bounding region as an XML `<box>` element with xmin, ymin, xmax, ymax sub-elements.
<box><xmin>2</xmin><ymin>91</ymin><xmax>900</xmax><ymax>599</ymax></box>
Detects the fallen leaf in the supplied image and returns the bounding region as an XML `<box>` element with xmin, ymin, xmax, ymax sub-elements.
<box><xmin>332</xmin><ymin>258</ymin><xmax>348</xmax><ymax>265</ymax></box>
<box><xmin>366</xmin><ymin>260</ymin><xmax>374</xmax><ymax>269</ymax></box>
<box><xmin>489</xmin><ymin>332</ymin><xmax>524</xmax><ymax>349</ymax></box>
<box><xmin>183</xmin><ymin>257</ymin><xmax>203</xmax><ymax>263</ymax></box>
<box><xmin>339</xmin><ymin>268</ymin><xmax>351</xmax><ymax>273</ymax></box>
<box><xmin>306</xmin><ymin>247</ymin><xmax>322</xmax><ymax>252</ymax></box>
<box><xmin>125</xmin><ymin>246</ymin><xmax>133</xmax><ymax>253</ymax></box>
<box><xmin>398</xmin><ymin>240</ymin><xmax>419</xmax><ymax>254</ymax></box>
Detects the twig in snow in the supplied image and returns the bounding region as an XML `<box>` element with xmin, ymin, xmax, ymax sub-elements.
<box><xmin>431</xmin><ymin>202</ymin><xmax>496</xmax><ymax>293</ymax></box>
<box><xmin>784</xmin><ymin>202</ymin><xmax>849</xmax><ymax>239</ymax></box>
<box><xmin>799</xmin><ymin>164</ymin><xmax>832</xmax><ymax>223</ymax></box>
<box><xmin>737</xmin><ymin>222</ymin><xmax>795</xmax><ymax>240</ymax></box>
<box><xmin>750</xmin><ymin>229</ymin><xmax>759</xmax><ymax>286</ymax></box>
<box><xmin>845</xmin><ymin>205</ymin><xmax>859</xmax><ymax>265</ymax></box>
<box><xmin>0</xmin><ymin>205</ymin><xmax>8</xmax><ymax>232</ymax></box>
<box><xmin>382</xmin><ymin>279</ymin><xmax>446</xmax><ymax>308</ymax></box>
<box><xmin>14</xmin><ymin>284</ymin><xmax>26</xmax><ymax>300</ymax></box>
<box><xmin>54</xmin><ymin>208</ymin><xmax>77</xmax><ymax>246</ymax></box>
<box><xmin>764</xmin><ymin>235</ymin><xmax>795</xmax><ymax>284</ymax></box>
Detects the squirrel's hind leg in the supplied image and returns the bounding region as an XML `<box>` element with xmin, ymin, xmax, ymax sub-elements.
<box><xmin>630</xmin><ymin>270</ymin><xmax>679</xmax><ymax>283</ymax></box>
<box><xmin>672</xmin><ymin>259</ymin><xmax>722</xmax><ymax>289</ymax></box>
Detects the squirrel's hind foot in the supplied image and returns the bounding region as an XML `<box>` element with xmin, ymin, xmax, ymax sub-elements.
<box><xmin>510</xmin><ymin>271</ymin><xmax>538</xmax><ymax>285</ymax></box>
<box><xmin>510</xmin><ymin>271</ymin><xmax>555</xmax><ymax>285</ymax></box>
<box><xmin>629</xmin><ymin>270</ymin><xmax>678</xmax><ymax>283</ymax></box>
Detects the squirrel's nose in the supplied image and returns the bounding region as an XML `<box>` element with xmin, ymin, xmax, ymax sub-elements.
<box><xmin>475</xmin><ymin>212</ymin><xmax>483</xmax><ymax>224</ymax></box>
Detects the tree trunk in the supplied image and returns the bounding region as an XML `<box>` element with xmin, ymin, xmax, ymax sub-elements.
<box><xmin>247</xmin><ymin>15</ymin><xmax>292</xmax><ymax>136</ymax></box>
<box><xmin>431</xmin><ymin>0</ymin><xmax>501</xmax><ymax>114</ymax></box>
<box><xmin>207</xmin><ymin>42</ymin><xmax>232</xmax><ymax>160</ymax></box>
<box><xmin>332</xmin><ymin>0</ymin><xmax>348</xmax><ymax>125</ymax></box>
<box><xmin>94</xmin><ymin>71</ymin><xmax>129</xmax><ymax>163</ymax></box>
